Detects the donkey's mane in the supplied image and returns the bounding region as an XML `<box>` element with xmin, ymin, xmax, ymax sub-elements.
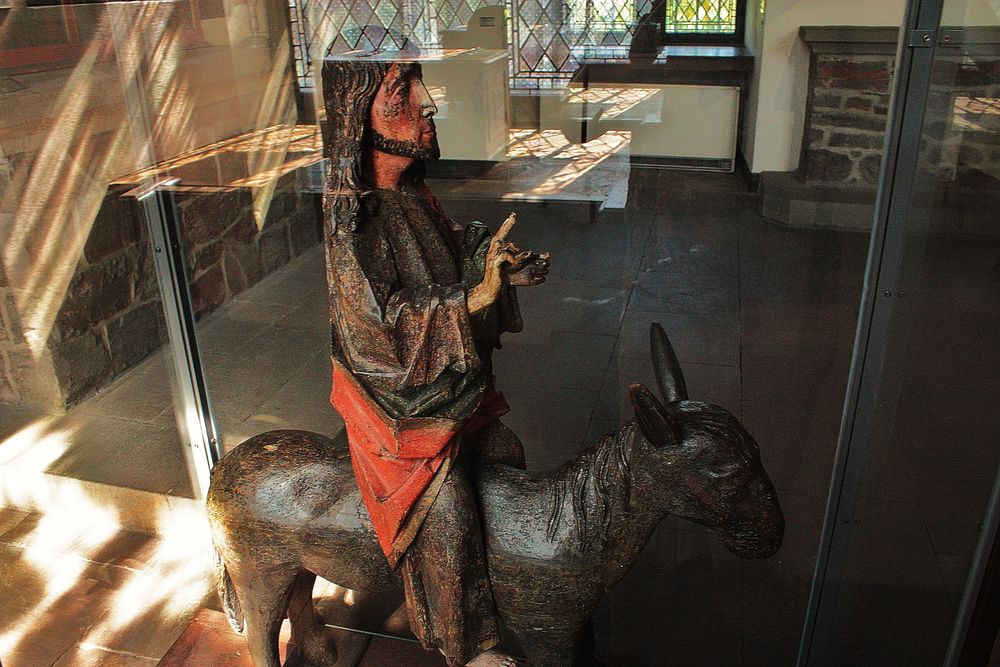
<box><xmin>546</xmin><ymin>423</ymin><xmax>639</xmax><ymax>551</ymax></box>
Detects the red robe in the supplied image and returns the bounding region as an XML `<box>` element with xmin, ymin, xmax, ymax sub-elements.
<box><xmin>326</xmin><ymin>185</ymin><xmax>520</xmax><ymax>566</ymax></box>
<box><xmin>331</xmin><ymin>359</ymin><xmax>509</xmax><ymax>566</ymax></box>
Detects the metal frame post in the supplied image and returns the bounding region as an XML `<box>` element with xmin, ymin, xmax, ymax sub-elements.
<box><xmin>133</xmin><ymin>182</ymin><xmax>222</xmax><ymax>500</ymax></box>
<box><xmin>797</xmin><ymin>0</ymin><xmax>946</xmax><ymax>662</ymax></box>
<box><xmin>109</xmin><ymin>5</ymin><xmax>221</xmax><ymax>500</ymax></box>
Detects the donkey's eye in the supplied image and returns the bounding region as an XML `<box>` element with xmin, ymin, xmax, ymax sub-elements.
<box><xmin>706</xmin><ymin>462</ymin><xmax>741</xmax><ymax>478</ymax></box>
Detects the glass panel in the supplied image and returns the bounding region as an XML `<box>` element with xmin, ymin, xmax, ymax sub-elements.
<box><xmin>4</xmin><ymin>0</ymin><xmax>961</xmax><ymax>661</ymax></box>
<box><xmin>185</xmin><ymin>0</ymin><xmax>905</xmax><ymax>659</ymax></box>
<box><xmin>0</xmin><ymin>4</ymin><xmax>215</xmax><ymax>664</ymax></box>
<box><xmin>286</xmin><ymin>5</ymin><xmax>892</xmax><ymax>656</ymax></box>
<box><xmin>807</xmin><ymin>0</ymin><xmax>1000</xmax><ymax>662</ymax></box>
<box><xmin>0</xmin><ymin>2</ymin><xmax>198</xmax><ymax>508</ymax></box>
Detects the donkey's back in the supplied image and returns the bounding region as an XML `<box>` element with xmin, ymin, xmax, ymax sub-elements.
<box><xmin>207</xmin><ymin>430</ymin><xmax>398</xmax><ymax>592</ymax></box>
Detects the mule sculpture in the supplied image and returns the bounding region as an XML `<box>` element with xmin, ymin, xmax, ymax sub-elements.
<box><xmin>207</xmin><ymin>325</ymin><xmax>784</xmax><ymax>666</ymax></box>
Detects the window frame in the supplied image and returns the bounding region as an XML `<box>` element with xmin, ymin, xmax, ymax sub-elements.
<box><xmin>655</xmin><ymin>0</ymin><xmax>747</xmax><ymax>45</ymax></box>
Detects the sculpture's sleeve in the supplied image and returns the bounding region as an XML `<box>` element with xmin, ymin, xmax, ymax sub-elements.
<box><xmin>328</xmin><ymin>228</ymin><xmax>480</xmax><ymax>393</ymax></box>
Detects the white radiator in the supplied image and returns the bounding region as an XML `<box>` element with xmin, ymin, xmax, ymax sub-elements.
<box><xmin>540</xmin><ymin>82</ymin><xmax>740</xmax><ymax>172</ymax></box>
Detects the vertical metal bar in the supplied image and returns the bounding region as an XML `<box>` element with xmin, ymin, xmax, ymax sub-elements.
<box><xmin>137</xmin><ymin>185</ymin><xmax>221</xmax><ymax>499</ymax></box>
<box><xmin>945</xmin><ymin>455</ymin><xmax>1000</xmax><ymax>663</ymax></box>
<box><xmin>109</xmin><ymin>5</ymin><xmax>220</xmax><ymax>499</ymax></box>
<box><xmin>796</xmin><ymin>0</ymin><xmax>944</xmax><ymax>663</ymax></box>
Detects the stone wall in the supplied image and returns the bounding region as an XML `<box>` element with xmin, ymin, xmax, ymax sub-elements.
<box><xmin>928</xmin><ymin>58</ymin><xmax>1000</xmax><ymax>185</ymax></box>
<box><xmin>805</xmin><ymin>54</ymin><xmax>895</xmax><ymax>185</ymax></box>
<box><xmin>44</xmin><ymin>187</ymin><xmax>164</xmax><ymax>405</ymax></box>
<box><xmin>180</xmin><ymin>188</ymin><xmax>321</xmax><ymax>318</ymax></box>
<box><xmin>2</xmin><ymin>184</ymin><xmax>321</xmax><ymax>408</ymax></box>
<box><xmin>762</xmin><ymin>26</ymin><xmax>1000</xmax><ymax>229</ymax></box>
<box><xmin>800</xmin><ymin>27</ymin><xmax>1000</xmax><ymax>188</ymax></box>
<box><xmin>0</xmin><ymin>0</ymin><xmax>306</xmax><ymax>409</ymax></box>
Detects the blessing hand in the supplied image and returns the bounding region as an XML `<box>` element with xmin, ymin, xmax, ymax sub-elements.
<box><xmin>505</xmin><ymin>251</ymin><xmax>550</xmax><ymax>286</ymax></box>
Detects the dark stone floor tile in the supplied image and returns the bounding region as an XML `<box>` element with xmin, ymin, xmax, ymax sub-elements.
<box><xmin>740</xmin><ymin>356</ymin><xmax>851</xmax><ymax>423</ymax></box>
<box><xmin>503</xmin><ymin>408</ymin><xmax>591</xmax><ymax>459</ymax></box>
<box><xmin>652</xmin><ymin>209</ymin><xmax>741</xmax><ymax>245</ymax></box>
<box><xmin>640</xmin><ymin>232</ymin><xmax>740</xmax><ymax>279</ymax></box>
<box><xmin>522</xmin><ymin>437</ymin><xmax>592</xmax><ymax>469</ymax></box>
<box><xmin>738</xmin><ymin>214</ymin><xmax>871</xmax><ymax>266</ymax></box>
<box><xmin>741</xmin><ymin>565</ymin><xmax>812</xmax><ymax>640</ymax></box>
<box><xmin>629</xmin><ymin>281</ymin><xmax>739</xmax><ymax>319</ymax></box>
<box><xmin>594</xmin><ymin>356</ymin><xmax>740</xmax><ymax>421</ymax></box>
<box><xmin>594</xmin><ymin>561</ymin><xmax>743</xmax><ymax>665</ymax></box>
<box><xmin>739</xmin><ymin>254</ymin><xmax>865</xmax><ymax>305</ymax></box>
<box><xmin>739</xmin><ymin>299</ymin><xmax>859</xmax><ymax>361</ymax></box>
<box><xmin>815</xmin><ymin>583</ymin><xmax>955</xmax><ymax>663</ymax></box>
<box><xmin>742</xmin><ymin>633</ymin><xmax>799</xmax><ymax>667</ymax></box>
<box><xmin>584</xmin><ymin>418</ymin><xmax>623</xmax><ymax>447</ymax></box>
<box><xmin>517</xmin><ymin>283</ymin><xmax>628</xmax><ymax>337</ymax></box>
<box><xmin>494</xmin><ymin>331</ymin><xmax>616</xmax><ymax>392</ymax></box>
<box><xmin>650</xmin><ymin>516</ymin><xmax>748</xmax><ymax>572</ymax></box>
<box><xmin>614</xmin><ymin>306</ymin><xmax>740</xmax><ymax>367</ymax></box>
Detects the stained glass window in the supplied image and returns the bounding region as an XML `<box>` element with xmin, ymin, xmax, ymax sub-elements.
<box><xmin>663</xmin><ymin>0</ymin><xmax>739</xmax><ymax>35</ymax></box>
<box><xmin>286</xmin><ymin>0</ymin><xmax>743</xmax><ymax>91</ymax></box>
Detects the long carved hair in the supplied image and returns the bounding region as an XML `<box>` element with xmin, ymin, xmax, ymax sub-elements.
<box><xmin>321</xmin><ymin>60</ymin><xmax>389</xmax><ymax>234</ymax></box>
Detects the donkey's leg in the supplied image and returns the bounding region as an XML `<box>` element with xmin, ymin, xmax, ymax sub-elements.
<box><xmin>234</xmin><ymin>566</ymin><xmax>296</xmax><ymax>667</ymax></box>
<box><xmin>287</xmin><ymin>570</ymin><xmax>338</xmax><ymax>666</ymax></box>
<box><xmin>513</xmin><ymin>625</ymin><xmax>588</xmax><ymax>667</ymax></box>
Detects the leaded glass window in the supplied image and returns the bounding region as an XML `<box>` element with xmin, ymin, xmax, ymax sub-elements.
<box><xmin>660</xmin><ymin>0</ymin><xmax>744</xmax><ymax>41</ymax></box>
<box><xmin>286</xmin><ymin>0</ymin><xmax>745</xmax><ymax>91</ymax></box>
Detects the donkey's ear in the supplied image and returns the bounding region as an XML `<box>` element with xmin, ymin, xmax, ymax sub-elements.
<box><xmin>650</xmin><ymin>323</ymin><xmax>688</xmax><ymax>403</ymax></box>
<box><xmin>629</xmin><ymin>383</ymin><xmax>680</xmax><ymax>448</ymax></box>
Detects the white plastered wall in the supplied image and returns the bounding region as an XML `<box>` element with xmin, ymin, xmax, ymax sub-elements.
<box><xmin>744</xmin><ymin>0</ymin><xmax>1000</xmax><ymax>175</ymax></box>
<box><xmin>743</xmin><ymin>0</ymin><xmax>907</xmax><ymax>174</ymax></box>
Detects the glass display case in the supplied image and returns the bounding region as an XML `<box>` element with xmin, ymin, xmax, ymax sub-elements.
<box><xmin>1</xmin><ymin>0</ymin><xmax>998</xmax><ymax>663</ymax></box>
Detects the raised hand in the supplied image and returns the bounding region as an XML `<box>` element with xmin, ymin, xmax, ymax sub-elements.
<box><xmin>505</xmin><ymin>251</ymin><xmax>550</xmax><ymax>286</ymax></box>
<box><xmin>468</xmin><ymin>213</ymin><xmax>519</xmax><ymax>314</ymax></box>
<box><xmin>467</xmin><ymin>213</ymin><xmax>551</xmax><ymax>314</ymax></box>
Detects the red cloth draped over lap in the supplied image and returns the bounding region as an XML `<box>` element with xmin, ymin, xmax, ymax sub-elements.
<box><xmin>331</xmin><ymin>359</ymin><xmax>510</xmax><ymax>566</ymax></box>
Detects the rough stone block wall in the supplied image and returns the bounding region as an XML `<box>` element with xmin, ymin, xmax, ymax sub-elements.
<box><xmin>181</xmin><ymin>188</ymin><xmax>322</xmax><ymax>318</ymax></box>
<box><xmin>43</xmin><ymin>186</ymin><xmax>166</xmax><ymax>405</ymax></box>
<box><xmin>927</xmin><ymin>58</ymin><xmax>1000</xmax><ymax>186</ymax></box>
<box><xmin>1</xmin><ymin>185</ymin><xmax>322</xmax><ymax>408</ymax></box>
<box><xmin>0</xmin><ymin>263</ymin><xmax>29</xmax><ymax>404</ymax></box>
<box><xmin>805</xmin><ymin>55</ymin><xmax>895</xmax><ymax>185</ymax></box>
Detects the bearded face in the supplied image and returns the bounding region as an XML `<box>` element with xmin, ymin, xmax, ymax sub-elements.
<box><xmin>368</xmin><ymin>63</ymin><xmax>440</xmax><ymax>162</ymax></box>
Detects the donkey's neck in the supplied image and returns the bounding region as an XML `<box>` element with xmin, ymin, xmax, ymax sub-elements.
<box><xmin>551</xmin><ymin>423</ymin><xmax>667</xmax><ymax>584</ymax></box>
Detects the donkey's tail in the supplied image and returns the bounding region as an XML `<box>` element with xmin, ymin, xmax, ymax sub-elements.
<box><xmin>215</xmin><ymin>551</ymin><xmax>244</xmax><ymax>634</ymax></box>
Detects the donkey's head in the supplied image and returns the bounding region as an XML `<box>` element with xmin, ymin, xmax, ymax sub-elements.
<box><xmin>630</xmin><ymin>324</ymin><xmax>783</xmax><ymax>559</ymax></box>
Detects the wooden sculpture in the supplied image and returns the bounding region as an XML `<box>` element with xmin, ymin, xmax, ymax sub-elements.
<box><xmin>207</xmin><ymin>324</ymin><xmax>784</xmax><ymax>667</ymax></box>
<box><xmin>320</xmin><ymin>58</ymin><xmax>546</xmax><ymax>667</ymax></box>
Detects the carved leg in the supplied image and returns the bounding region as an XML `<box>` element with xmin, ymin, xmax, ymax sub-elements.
<box><xmin>287</xmin><ymin>571</ymin><xmax>338</xmax><ymax>666</ymax></box>
<box><xmin>513</xmin><ymin>626</ymin><xmax>587</xmax><ymax>667</ymax></box>
<box><xmin>234</xmin><ymin>567</ymin><xmax>296</xmax><ymax>667</ymax></box>
<box><xmin>399</xmin><ymin>460</ymin><xmax>502</xmax><ymax>665</ymax></box>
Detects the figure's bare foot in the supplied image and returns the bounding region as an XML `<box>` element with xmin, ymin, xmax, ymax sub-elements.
<box><xmin>466</xmin><ymin>648</ymin><xmax>519</xmax><ymax>667</ymax></box>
